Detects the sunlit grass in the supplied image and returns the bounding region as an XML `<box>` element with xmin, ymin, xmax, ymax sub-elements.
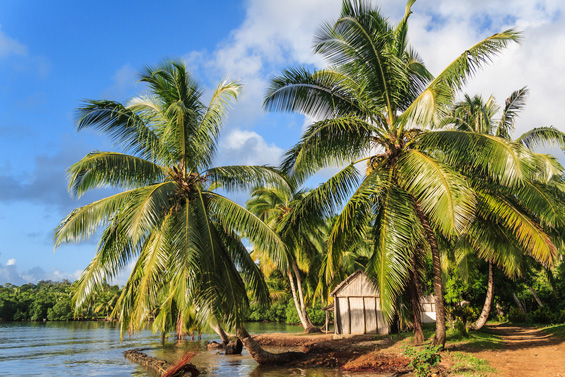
<box><xmin>541</xmin><ymin>324</ymin><xmax>565</xmax><ymax>340</ymax></box>
<box><xmin>447</xmin><ymin>351</ymin><xmax>496</xmax><ymax>377</ymax></box>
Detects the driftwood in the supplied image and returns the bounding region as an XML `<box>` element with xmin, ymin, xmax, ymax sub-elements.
<box><xmin>123</xmin><ymin>348</ymin><xmax>199</xmax><ymax>376</ymax></box>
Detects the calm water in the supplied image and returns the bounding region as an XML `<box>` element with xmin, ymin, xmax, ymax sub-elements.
<box><xmin>0</xmin><ymin>321</ymin><xmax>386</xmax><ymax>376</ymax></box>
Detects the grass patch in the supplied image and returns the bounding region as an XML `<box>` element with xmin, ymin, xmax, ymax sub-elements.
<box><xmin>447</xmin><ymin>351</ymin><xmax>496</xmax><ymax>377</ymax></box>
<box><xmin>447</xmin><ymin>326</ymin><xmax>505</xmax><ymax>350</ymax></box>
<box><xmin>541</xmin><ymin>324</ymin><xmax>565</xmax><ymax>340</ymax></box>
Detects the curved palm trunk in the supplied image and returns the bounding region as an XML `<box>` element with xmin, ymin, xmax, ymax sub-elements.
<box><xmin>470</xmin><ymin>261</ymin><xmax>494</xmax><ymax>331</ymax></box>
<box><xmin>292</xmin><ymin>262</ymin><xmax>320</xmax><ymax>333</ymax></box>
<box><xmin>287</xmin><ymin>270</ymin><xmax>314</xmax><ymax>332</ymax></box>
<box><xmin>414</xmin><ymin>203</ymin><xmax>446</xmax><ymax>348</ymax></box>
<box><xmin>236</xmin><ymin>325</ymin><xmax>304</xmax><ymax>365</ymax></box>
<box><xmin>211</xmin><ymin>323</ymin><xmax>230</xmax><ymax>345</ymax></box>
<box><xmin>407</xmin><ymin>253</ymin><xmax>424</xmax><ymax>345</ymax></box>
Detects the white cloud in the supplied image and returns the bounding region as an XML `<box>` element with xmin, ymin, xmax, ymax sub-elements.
<box><xmin>102</xmin><ymin>63</ymin><xmax>139</xmax><ymax>100</ymax></box>
<box><xmin>0</xmin><ymin>254</ymin><xmax>83</xmax><ymax>285</ymax></box>
<box><xmin>187</xmin><ymin>0</ymin><xmax>345</xmax><ymax>128</ymax></box>
<box><xmin>0</xmin><ymin>25</ymin><xmax>27</xmax><ymax>58</ymax></box>
<box><xmin>216</xmin><ymin>129</ymin><xmax>283</xmax><ymax>167</ymax></box>
<box><xmin>407</xmin><ymin>0</ymin><xmax>565</xmax><ymax>139</ymax></box>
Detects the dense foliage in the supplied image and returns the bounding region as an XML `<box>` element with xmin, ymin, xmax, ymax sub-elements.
<box><xmin>0</xmin><ymin>281</ymin><xmax>119</xmax><ymax>321</ymax></box>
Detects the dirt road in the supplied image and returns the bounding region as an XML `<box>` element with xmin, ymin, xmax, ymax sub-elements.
<box><xmin>472</xmin><ymin>325</ymin><xmax>565</xmax><ymax>377</ymax></box>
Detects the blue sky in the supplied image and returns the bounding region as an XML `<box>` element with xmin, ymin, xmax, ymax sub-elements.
<box><xmin>1</xmin><ymin>0</ymin><xmax>564</xmax><ymax>285</ymax></box>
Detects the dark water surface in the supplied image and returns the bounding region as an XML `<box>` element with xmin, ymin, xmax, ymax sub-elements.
<box><xmin>0</xmin><ymin>321</ymin><xmax>386</xmax><ymax>376</ymax></box>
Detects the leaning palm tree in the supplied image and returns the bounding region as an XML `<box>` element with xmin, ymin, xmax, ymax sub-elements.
<box><xmin>263</xmin><ymin>0</ymin><xmax>553</xmax><ymax>347</ymax></box>
<box><xmin>247</xmin><ymin>183</ymin><xmax>326</xmax><ymax>332</ymax></box>
<box><xmin>54</xmin><ymin>60</ymin><xmax>297</xmax><ymax>364</ymax></box>
<box><xmin>445</xmin><ymin>88</ymin><xmax>565</xmax><ymax>330</ymax></box>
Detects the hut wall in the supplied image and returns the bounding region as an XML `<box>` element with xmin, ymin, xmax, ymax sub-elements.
<box><xmin>333</xmin><ymin>272</ymin><xmax>389</xmax><ymax>335</ymax></box>
<box><xmin>363</xmin><ymin>297</ymin><xmax>377</xmax><ymax>334</ymax></box>
<box><xmin>420</xmin><ymin>295</ymin><xmax>437</xmax><ymax>324</ymax></box>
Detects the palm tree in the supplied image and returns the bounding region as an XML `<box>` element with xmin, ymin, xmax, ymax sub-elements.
<box><xmin>445</xmin><ymin>87</ymin><xmax>565</xmax><ymax>330</ymax></box>
<box><xmin>247</xmin><ymin>182</ymin><xmax>327</xmax><ymax>332</ymax></box>
<box><xmin>263</xmin><ymin>0</ymin><xmax>551</xmax><ymax>347</ymax></box>
<box><xmin>53</xmin><ymin>60</ymin><xmax>296</xmax><ymax>364</ymax></box>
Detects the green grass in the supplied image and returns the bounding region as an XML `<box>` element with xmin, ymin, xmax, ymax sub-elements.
<box><xmin>447</xmin><ymin>351</ymin><xmax>496</xmax><ymax>377</ymax></box>
<box><xmin>541</xmin><ymin>324</ymin><xmax>565</xmax><ymax>340</ymax></box>
<box><xmin>446</xmin><ymin>326</ymin><xmax>505</xmax><ymax>350</ymax></box>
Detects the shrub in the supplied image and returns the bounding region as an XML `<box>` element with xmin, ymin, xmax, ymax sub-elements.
<box><xmin>448</xmin><ymin>320</ymin><xmax>470</xmax><ymax>339</ymax></box>
<box><xmin>285</xmin><ymin>300</ymin><xmax>327</xmax><ymax>326</ymax></box>
<box><xmin>285</xmin><ymin>300</ymin><xmax>302</xmax><ymax>325</ymax></box>
<box><xmin>507</xmin><ymin>307</ymin><xmax>527</xmax><ymax>323</ymax></box>
<box><xmin>530</xmin><ymin>306</ymin><xmax>556</xmax><ymax>324</ymax></box>
<box><xmin>403</xmin><ymin>345</ymin><xmax>442</xmax><ymax>377</ymax></box>
<box><xmin>556</xmin><ymin>309</ymin><xmax>565</xmax><ymax>324</ymax></box>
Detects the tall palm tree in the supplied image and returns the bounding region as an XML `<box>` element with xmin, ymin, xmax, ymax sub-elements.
<box><xmin>247</xmin><ymin>182</ymin><xmax>326</xmax><ymax>332</ymax></box>
<box><xmin>53</xmin><ymin>60</ymin><xmax>296</xmax><ymax>363</ymax></box>
<box><xmin>263</xmin><ymin>0</ymin><xmax>552</xmax><ymax>347</ymax></box>
<box><xmin>446</xmin><ymin>88</ymin><xmax>565</xmax><ymax>330</ymax></box>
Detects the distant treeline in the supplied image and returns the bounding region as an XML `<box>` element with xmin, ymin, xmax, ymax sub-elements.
<box><xmin>0</xmin><ymin>278</ymin><xmax>326</xmax><ymax>325</ymax></box>
<box><xmin>0</xmin><ymin>280</ymin><xmax>120</xmax><ymax>321</ymax></box>
<box><xmin>2</xmin><ymin>259</ymin><xmax>564</xmax><ymax>326</ymax></box>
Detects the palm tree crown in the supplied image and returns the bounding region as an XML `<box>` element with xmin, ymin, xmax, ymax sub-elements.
<box><xmin>263</xmin><ymin>0</ymin><xmax>553</xmax><ymax>346</ymax></box>
<box><xmin>54</xmin><ymin>60</ymin><xmax>287</xmax><ymax>334</ymax></box>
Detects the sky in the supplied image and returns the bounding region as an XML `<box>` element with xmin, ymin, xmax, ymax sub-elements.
<box><xmin>0</xmin><ymin>0</ymin><xmax>564</xmax><ymax>285</ymax></box>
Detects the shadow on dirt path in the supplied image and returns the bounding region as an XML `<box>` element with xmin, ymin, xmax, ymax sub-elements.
<box><xmin>467</xmin><ymin>324</ymin><xmax>565</xmax><ymax>376</ymax></box>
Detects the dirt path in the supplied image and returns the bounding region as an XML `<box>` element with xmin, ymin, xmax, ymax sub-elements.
<box><xmin>471</xmin><ymin>325</ymin><xmax>565</xmax><ymax>377</ymax></box>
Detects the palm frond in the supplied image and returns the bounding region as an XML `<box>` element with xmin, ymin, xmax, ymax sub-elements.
<box><xmin>366</xmin><ymin>186</ymin><xmax>421</xmax><ymax>322</ymax></box>
<box><xmin>280</xmin><ymin>116</ymin><xmax>376</xmax><ymax>181</ymax></box>
<box><xmin>204</xmin><ymin>165</ymin><xmax>288</xmax><ymax>193</ymax></box>
<box><xmin>516</xmin><ymin>126</ymin><xmax>565</xmax><ymax>150</ymax></box>
<box><xmin>396</xmin><ymin>149</ymin><xmax>475</xmax><ymax>237</ymax></box>
<box><xmin>415</xmin><ymin>131</ymin><xmax>535</xmax><ymax>187</ymax></box>
<box><xmin>207</xmin><ymin>191</ymin><xmax>289</xmax><ymax>270</ymax></box>
<box><xmin>476</xmin><ymin>188</ymin><xmax>557</xmax><ymax>265</ymax></box>
<box><xmin>68</xmin><ymin>152</ymin><xmax>167</xmax><ymax>198</ymax></box>
<box><xmin>496</xmin><ymin>87</ymin><xmax>528</xmax><ymax>139</ymax></box>
<box><xmin>76</xmin><ymin>100</ymin><xmax>163</xmax><ymax>161</ymax></box>
<box><xmin>399</xmin><ymin>29</ymin><xmax>521</xmax><ymax>129</ymax></box>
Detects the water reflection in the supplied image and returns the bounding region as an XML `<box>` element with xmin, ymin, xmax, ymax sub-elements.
<box><xmin>0</xmin><ymin>322</ymin><xmax>390</xmax><ymax>376</ymax></box>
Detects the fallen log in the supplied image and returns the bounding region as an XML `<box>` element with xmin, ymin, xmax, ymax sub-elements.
<box><xmin>123</xmin><ymin>348</ymin><xmax>199</xmax><ymax>376</ymax></box>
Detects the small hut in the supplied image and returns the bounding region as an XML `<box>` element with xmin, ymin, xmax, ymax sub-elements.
<box><xmin>330</xmin><ymin>270</ymin><xmax>389</xmax><ymax>335</ymax></box>
<box><xmin>329</xmin><ymin>270</ymin><xmax>437</xmax><ymax>336</ymax></box>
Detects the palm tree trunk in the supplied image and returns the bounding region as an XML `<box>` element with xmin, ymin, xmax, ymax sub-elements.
<box><xmin>287</xmin><ymin>270</ymin><xmax>311</xmax><ymax>331</ymax></box>
<box><xmin>211</xmin><ymin>323</ymin><xmax>230</xmax><ymax>345</ymax></box>
<box><xmin>235</xmin><ymin>325</ymin><xmax>304</xmax><ymax>365</ymax></box>
<box><xmin>512</xmin><ymin>292</ymin><xmax>527</xmax><ymax>315</ymax></box>
<box><xmin>407</xmin><ymin>253</ymin><xmax>424</xmax><ymax>345</ymax></box>
<box><xmin>414</xmin><ymin>203</ymin><xmax>446</xmax><ymax>348</ymax></box>
<box><xmin>470</xmin><ymin>261</ymin><xmax>494</xmax><ymax>331</ymax></box>
<box><xmin>528</xmin><ymin>287</ymin><xmax>543</xmax><ymax>308</ymax></box>
<box><xmin>292</xmin><ymin>261</ymin><xmax>320</xmax><ymax>333</ymax></box>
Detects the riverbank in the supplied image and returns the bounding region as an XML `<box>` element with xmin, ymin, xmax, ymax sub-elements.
<box><xmin>253</xmin><ymin>332</ymin><xmax>411</xmax><ymax>372</ymax></box>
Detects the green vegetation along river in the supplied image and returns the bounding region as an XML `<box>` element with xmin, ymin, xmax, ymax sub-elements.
<box><xmin>0</xmin><ymin>321</ymin><xmax>385</xmax><ymax>376</ymax></box>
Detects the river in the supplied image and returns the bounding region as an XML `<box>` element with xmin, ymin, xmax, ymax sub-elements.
<box><xmin>0</xmin><ymin>321</ymin><xmax>383</xmax><ymax>376</ymax></box>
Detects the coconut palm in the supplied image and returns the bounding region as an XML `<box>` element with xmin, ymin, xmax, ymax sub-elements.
<box><xmin>247</xmin><ymin>182</ymin><xmax>326</xmax><ymax>332</ymax></box>
<box><xmin>53</xmin><ymin>60</ymin><xmax>298</xmax><ymax>364</ymax></box>
<box><xmin>262</xmin><ymin>0</ymin><xmax>553</xmax><ymax>347</ymax></box>
<box><xmin>445</xmin><ymin>88</ymin><xmax>565</xmax><ymax>330</ymax></box>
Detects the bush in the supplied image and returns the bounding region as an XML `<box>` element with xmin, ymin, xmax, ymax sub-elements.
<box><xmin>507</xmin><ymin>307</ymin><xmax>527</xmax><ymax>323</ymax></box>
<box><xmin>556</xmin><ymin>309</ymin><xmax>565</xmax><ymax>324</ymax></box>
<box><xmin>246</xmin><ymin>301</ymin><xmax>287</xmax><ymax>322</ymax></box>
<box><xmin>285</xmin><ymin>299</ymin><xmax>327</xmax><ymax>326</ymax></box>
<box><xmin>449</xmin><ymin>320</ymin><xmax>470</xmax><ymax>339</ymax></box>
<box><xmin>403</xmin><ymin>345</ymin><xmax>442</xmax><ymax>377</ymax></box>
<box><xmin>285</xmin><ymin>299</ymin><xmax>302</xmax><ymax>325</ymax></box>
<box><xmin>530</xmin><ymin>306</ymin><xmax>556</xmax><ymax>324</ymax></box>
